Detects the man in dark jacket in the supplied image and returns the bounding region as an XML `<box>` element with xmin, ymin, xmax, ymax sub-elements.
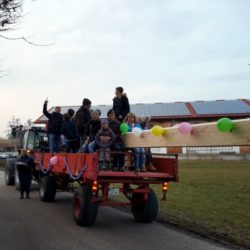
<box><xmin>43</xmin><ymin>100</ymin><xmax>63</xmax><ymax>153</ymax></box>
<box><xmin>113</xmin><ymin>87</ymin><xmax>130</xmax><ymax>122</ymax></box>
<box><xmin>61</xmin><ymin>113</ymin><xmax>78</xmax><ymax>153</ymax></box>
<box><xmin>16</xmin><ymin>150</ymin><xmax>35</xmax><ymax>199</ymax></box>
<box><xmin>75</xmin><ymin>98</ymin><xmax>92</xmax><ymax>147</ymax></box>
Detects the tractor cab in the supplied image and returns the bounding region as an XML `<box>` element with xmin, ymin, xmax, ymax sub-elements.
<box><xmin>21</xmin><ymin>124</ymin><xmax>49</xmax><ymax>153</ymax></box>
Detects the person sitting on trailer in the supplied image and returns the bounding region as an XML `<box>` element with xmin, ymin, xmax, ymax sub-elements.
<box><xmin>107</xmin><ymin>109</ymin><xmax>126</xmax><ymax>171</ymax></box>
<box><xmin>75</xmin><ymin>98</ymin><xmax>92</xmax><ymax>150</ymax></box>
<box><xmin>95</xmin><ymin>119</ymin><xmax>116</xmax><ymax>171</ymax></box>
<box><xmin>82</xmin><ymin>109</ymin><xmax>101</xmax><ymax>153</ymax></box>
<box><xmin>43</xmin><ymin>99</ymin><xmax>63</xmax><ymax>153</ymax></box>
<box><xmin>16</xmin><ymin>149</ymin><xmax>35</xmax><ymax>199</ymax></box>
<box><xmin>61</xmin><ymin>113</ymin><xmax>78</xmax><ymax>153</ymax></box>
<box><xmin>124</xmin><ymin>112</ymin><xmax>146</xmax><ymax>172</ymax></box>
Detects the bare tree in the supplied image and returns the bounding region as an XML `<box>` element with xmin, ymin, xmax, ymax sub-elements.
<box><xmin>0</xmin><ymin>0</ymin><xmax>23</xmax><ymax>32</ymax></box>
<box><xmin>0</xmin><ymin>1</ymin><xmax>54</xmax><ymax>77</ymax></box>
<box><xmin>25</xmin><ymin>118</ymin><xmax>32</xmax><ymax>126</ymax></box>
<box><xmin>7</xmin><ymin>116</ymin><xmax>23</xmax><ymax>138</ymax></box>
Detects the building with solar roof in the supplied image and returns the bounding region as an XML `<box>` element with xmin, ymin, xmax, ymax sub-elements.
<box><xmin>35</xmin><ymin>98</ymin><xmax>250</xmax><ymax>154</ymax></box>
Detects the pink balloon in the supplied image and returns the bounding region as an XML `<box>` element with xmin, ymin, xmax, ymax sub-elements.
<box><xmin>178</xmin><ymin>122</ymin><xmax>193</xmax><ymax>134</ymax></box>
<box><xmin>50</xmin><ymin>156</ymin><xmax>58</xmax><ymax>165</ymax></box>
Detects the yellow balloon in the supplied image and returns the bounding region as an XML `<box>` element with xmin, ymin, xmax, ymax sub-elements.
<box><xmin>151</xmin><ymin>125</ymin><xmax>164</xmax><ymax>136</ymax></box>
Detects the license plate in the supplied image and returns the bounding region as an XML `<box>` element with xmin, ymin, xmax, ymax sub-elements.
<box><xmin>108</xmin><ymin>188</ymin><xmax>120</xmax><ymax>196</ymax></box>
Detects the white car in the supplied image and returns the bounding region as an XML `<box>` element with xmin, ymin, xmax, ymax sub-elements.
<box><xmin>0</xmin><ymin>153</ymin><xmax>9</xmax><ymax>159</ymax></box>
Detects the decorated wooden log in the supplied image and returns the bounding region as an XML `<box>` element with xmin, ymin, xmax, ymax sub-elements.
<box><xmin>122</xmin><ymin>118</ymin><xmax>250</xmax><ymax>148</ymax></box>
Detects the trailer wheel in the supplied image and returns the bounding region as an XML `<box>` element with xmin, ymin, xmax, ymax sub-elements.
<box><xmin>72</xmin><ymin>186</ymin><xmax>98</xmax><ymax>226</ymax></box>
<box><xmin>131</xmin><ymin>188</ymin><xmax>158</xmax><ymax>223</ymax></box>
<box><xmin>5</xmin><ymin>159</ymin><xmax>15</xmax><ymax>186</ymax></box>
<box><xmin>15</xmin><ymin>166</ymin><xmax>20</xmax><ymax>191</ymax></box>
<box><xmin>39</xmin><ymin>176</ymin><xmax>56</xmax><ymax>202</ymax></box>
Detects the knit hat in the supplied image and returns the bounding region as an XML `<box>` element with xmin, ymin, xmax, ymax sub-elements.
<box><xmin>101</xmin><ymin>119</ymin><xmax>109</xmax><ymax>125</ymax></box>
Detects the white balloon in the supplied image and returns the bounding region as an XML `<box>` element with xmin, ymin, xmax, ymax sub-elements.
<box><xmin>132</xmin><ymin>127</ymin><xmax>142</xmax><ymax>137</ymax></box>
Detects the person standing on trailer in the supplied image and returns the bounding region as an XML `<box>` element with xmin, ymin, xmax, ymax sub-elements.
<box><xmin>61</xmin><ymin>113</ymin><xmax>78</xmax><ymax>153</ymax></box>
<box><xmin>16</xmin><ymin>150</ymin><xmax>35</xmax><ymax>199</ymax></box>
<box><xmin>113</xmin><ymin>87</ymin><xmax>130</xmax><ymax>122</ymax></box>
<box><xmin>43</xmin><ymin>99</ymin><xmax>63</xmax><ymax>153</ymax></box>
<box><xmin>75</xmin><ymin>98</ymin><xmax>92</xmax><ymax>149</ymax></box>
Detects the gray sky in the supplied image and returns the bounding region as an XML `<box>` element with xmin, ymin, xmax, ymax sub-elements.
<box><xmin>0</xmin><ymin>0</ymin><xmax>250</xmax><ymax>137</ymax></box>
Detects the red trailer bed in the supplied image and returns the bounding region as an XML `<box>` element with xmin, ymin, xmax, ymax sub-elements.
<box><xmin>34</xmin><ymin>152</ymin><xmax>178</xmax><ymax>226</ymax></box>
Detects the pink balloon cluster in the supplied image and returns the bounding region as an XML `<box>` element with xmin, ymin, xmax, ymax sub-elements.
<box><xmin>178</xmin><ymin>122</ymin><xmax>193</xmax><ymax>134</ymax></box>
<box><xmin>49</xmin><ymin>156</ymin><xmax>58</xmax><ymax>165</ymax></box>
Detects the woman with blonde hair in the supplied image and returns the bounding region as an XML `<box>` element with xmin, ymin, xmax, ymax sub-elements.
<box><xmin>124</xmin><ymin>112</ymin><xmax>146</xmax><ymax>172</ymax></box>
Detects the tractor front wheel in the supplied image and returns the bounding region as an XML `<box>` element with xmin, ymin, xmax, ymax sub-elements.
<box><xmin>39</xmin><ymin>176</ymin><xmax>56</xmax><ymax>202</ymax></box>
<box><xmin>5</xmin><ymin>160</ymin><xmax>15</xmax><ymax>186</ymax></box>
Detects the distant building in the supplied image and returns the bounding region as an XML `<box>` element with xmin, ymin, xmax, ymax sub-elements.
<box><xmin>35</xmin><ymin>98</ymin><xmax>250</xmax><ymax>154</ymax></box>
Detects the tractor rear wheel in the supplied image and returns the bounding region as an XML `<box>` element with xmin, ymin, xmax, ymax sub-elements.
<box><xmin>72</xmin><ymin>186</ymin><xmax>98</xmax><ymax>226</ymax></box>
<box><xmin>131</xmin><ymin>188</ymin><xmax>158</xmax><ymax>223</ymax></box>
<box><xmin>39</xmin><ymin>176</ymin><xmax>56</xmax><ymax>202</ymax></box>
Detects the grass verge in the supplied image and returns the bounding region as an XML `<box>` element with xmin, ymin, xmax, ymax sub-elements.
<box><xmin>114</xmin><ymin>160</ymin><xmax>250</xmax><ymax>248</ymax></box>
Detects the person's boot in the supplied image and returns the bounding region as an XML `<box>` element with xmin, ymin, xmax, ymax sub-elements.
<box><xmin>147</xmin><ymin>162</ymin><xmax>157</xmax><ymax>171</ymax></box>
<box><xmin>26</xmin><ymin>193</ymin><xmax>30</xmax><ymax>199</ymax></box>
<box><xmin>20</xmin><ymin>193</ymin><xmax>24</xmax><ymax>199</ymax></box>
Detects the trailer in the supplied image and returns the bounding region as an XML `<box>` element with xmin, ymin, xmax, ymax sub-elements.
<box><xmin>35</xmin><ymin>151</ymin><xmax>178</xmax><ymax>226</ymax></box>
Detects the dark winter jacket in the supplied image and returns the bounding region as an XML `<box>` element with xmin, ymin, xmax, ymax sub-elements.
<box><xmin>75</xmin><ymin>106</ymin><xmax>91</xmax><ymax>136</ymax></box>
<box><xmin>86</xmin><ymin>119</ymin><xmax>101</xmax><ymax>141</ymax></box>
<box><xmin>43</xmin><ymin>103</ymin><xmax>63</xmax><ymax>135</ymax></box>
<box><xmin>95</xmin><ymin>128</ymin><xmax>116</xmax><ymax>148</ymax></box>
<box><xmin>108</xmin><ymin>119</ymin><xmax>122</xmax><ymax>143</ymax></box>
<box><xmin>113</xmin><ymin>94</ymin><xmax>130</xmax><ymax>120</ymax></box>
<box><xmin>16</xmin><ymin>155</ymin><xmax>35</xmax><ymax>173</ymax></box>
<box><xmin>61</xmin><ymin>120</ymin><xmax>77</xmax><ymax>140</ymax></box>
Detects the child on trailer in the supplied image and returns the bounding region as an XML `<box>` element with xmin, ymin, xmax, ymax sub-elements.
<box><xmin>95</xmin><ymin>119</ymin><xmax>116</xmax><ymax>171</ymax></box>
<box><xmin>124</xmin><ymin>112</ymin><xmax>146</xmax><ymax>172</ymax></box>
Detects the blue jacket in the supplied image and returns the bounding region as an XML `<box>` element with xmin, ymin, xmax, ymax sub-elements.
<box><xmin>127</xmin><ymin>123</ymin><xmax>142</xmax><ymax>132</ymax></box>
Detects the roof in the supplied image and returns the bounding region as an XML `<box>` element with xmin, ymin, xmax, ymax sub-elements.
<box><xmin>35</xmin><ymin>99</ymin><xmax>250</xmax><ymax>123</ymax></box>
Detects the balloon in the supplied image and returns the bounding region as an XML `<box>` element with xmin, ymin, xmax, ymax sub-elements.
<box><xmin>49</xmin><ymin>156</ymin><xmax>58</xmax><ymax>165</ymax></box>
<box><xmin>178</xmin><ymin>122</ymin><xmax>193</xmax><ymax>134</ymax></box>
<box><xmin>217</xmin><ymin>118</ymin><xmax>234</xmax><ymax>132</ymax></box>
<box><xmin>120</xmin><ymin>123</ymin><xmax>129</xmax><ymax>134</ymax></box>
<box><xmin>151</xmin><ymin>125</ymin><xmax>165</xmax><ymax>136</ymax></box>
<box><xmin>132</xmin><ymin>127</ymin><xmax>142</xmax><ymax>137</ymax></box>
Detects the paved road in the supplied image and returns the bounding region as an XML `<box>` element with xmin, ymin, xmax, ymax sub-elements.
<box><xmin>0</xmin><ymin>171</ymin><xmax>234</xmax><ymax>250</ymax></box>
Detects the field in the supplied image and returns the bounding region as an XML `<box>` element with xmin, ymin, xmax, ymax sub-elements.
<box><xmin>154</xmin><ymin>160</ymin><xmax>250</xmax><ymax>248</ymax></box>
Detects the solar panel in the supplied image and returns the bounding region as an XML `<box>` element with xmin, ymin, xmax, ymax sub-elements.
<box><xmin>191</xmin><ymin>100</ymin><xmax>250</xmax><ymax>115</ymax></box>
<box><xmin>131</xmin><ymin>103</ymin><xmax>191</xmax><ymax>117</ymax></box>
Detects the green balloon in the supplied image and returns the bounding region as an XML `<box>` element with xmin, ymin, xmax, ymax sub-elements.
<box><xmin>217</xmin><ymin>118</ymin><xmax>234</xmax><ymax>132</ymax></box>
<box><xmin>120</xmin><ymin>123</ymin><xmax>129</xmax><ymax>134</ymax></box>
